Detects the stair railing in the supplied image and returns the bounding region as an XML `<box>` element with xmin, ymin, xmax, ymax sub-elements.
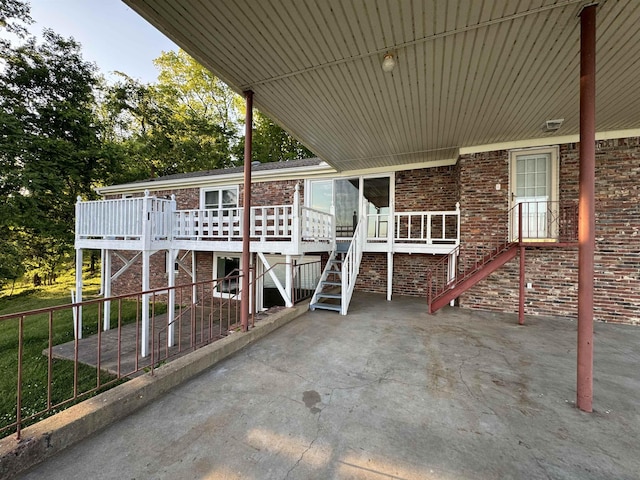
<box><xmin>428</xmin><ymin>205</ymin><xmax>514</xmax><ymax>307</ymax></box>
<box><xmin>341</xmin><ymin>213</ymin><xmax>367</xmax><ymax>315</ymax></box>
<box><xmin>427</xmin><ymin>200</ymin><xmax>578</xmax><ymax>308</ymax></box>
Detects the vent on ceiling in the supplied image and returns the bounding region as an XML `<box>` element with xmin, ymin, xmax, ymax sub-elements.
<box><xmin>542</xmin><ymin>119</ymin><xmax>564</xmax><ymax>132</ymax></box>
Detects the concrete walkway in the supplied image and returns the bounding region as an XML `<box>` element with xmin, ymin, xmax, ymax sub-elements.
<box><xmin>19</xmin><ymin>293</ymin><xmax>640</xmax><ymax>479</ymax></box>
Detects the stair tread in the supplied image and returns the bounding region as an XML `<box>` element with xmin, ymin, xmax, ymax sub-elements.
<box><xmin>310</xmin><ymin>302</ymin><xmax>342</xmax><ymax>312</ymax></box>
<box><xmin>322</xmin><ymin>281</ymin><xmax>341</xmax><ymax>286</ymax></box>
<box><xmin>317</xmin><ymin>292</ymin><xmax>342</xmax><ymax>299</ymax></box>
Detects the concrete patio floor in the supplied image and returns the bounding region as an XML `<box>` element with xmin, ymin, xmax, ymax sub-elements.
<box><xmin>19</xmin><ymin>293</ymin><xmax>640</xmax><ymax>479</ymax></box>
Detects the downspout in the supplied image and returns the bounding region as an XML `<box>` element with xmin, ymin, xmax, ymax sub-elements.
<box><xmin>241</xmin><ymin>90</ymin><xmax>254</xmax><ymax>332</ymax></box>
<box><xmin>577</xmin><ymin>3</ymin><xmax>597</xmax><ymax>413</ymax></box>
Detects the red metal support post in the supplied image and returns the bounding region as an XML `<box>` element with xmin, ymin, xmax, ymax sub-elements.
<box><xmin>577</xmin><ymin>4</ymin><xmax>596</xmax><ymax>413</ymax></box>
<box><xmin>241</xmin><ymin>90</ymin><xmax>254</xmax><ymax>332</ymax></box>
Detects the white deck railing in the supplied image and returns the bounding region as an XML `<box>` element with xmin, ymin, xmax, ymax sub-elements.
<box><xmin>76</xmin><ymin>191</ymin><xmax>460</xmax><ymax>250</ymax></box>
<box><xmin>300</xmin><ymin>206</ymin><xmax>334</xmax><ymax>241</ymax></box>
<box><xmin>76</xmin><ymin>187</ymin><xmax>335</xmax><ymax>247</ymax></box>
<box><xmin>75</xmin><ymin>195</ymin><xmax>173</xmax><ymax>241</ymax></box>
<box><xmin>394</xmin><ymin>203</ymin><xmax>460</xmax><ymax>245</ymax></box>
<box><xmin>173</xmin><ymin>205</ymin><xmax>298</xmax><ymax>240</ymax></box>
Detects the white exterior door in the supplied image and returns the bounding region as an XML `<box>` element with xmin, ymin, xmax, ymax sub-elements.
<box><xmin>510</xmin><ymin>147</ymin><xmax>558</xmax><ymax>240</ymax></box>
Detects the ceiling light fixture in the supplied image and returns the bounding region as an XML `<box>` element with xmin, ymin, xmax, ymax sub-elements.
<box><xmin>382</xmin><ymin>53</ymin><xmax>396</xmax><ymax>73</ymax></box>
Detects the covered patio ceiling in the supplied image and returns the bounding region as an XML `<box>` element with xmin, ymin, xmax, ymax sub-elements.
<box><xmin>124</xmin><ymin>0</ymin><xmax>640</xmax><ymax>172</ymax></box>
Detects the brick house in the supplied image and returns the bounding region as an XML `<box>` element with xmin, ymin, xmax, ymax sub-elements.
<box><xmin>76</xmin><ymin>135</ymin><xmax>639</xmax><ymax>325</ymax></box>
<box><xmin>76</xmin><ymin>1</ymin><xmax>640</xmax><ymax>409</ymax></box>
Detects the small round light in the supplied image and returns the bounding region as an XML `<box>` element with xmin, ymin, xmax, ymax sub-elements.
<box><xmin>382</xmin><ymin>53</ymin><xmax>396</xmax><ymax>72</ymax></box>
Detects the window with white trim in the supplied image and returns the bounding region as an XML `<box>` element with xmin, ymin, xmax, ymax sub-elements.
<box><xmin>200</xmin><ymin>186</ymin><xmax>238</xmax><ymax>210</ymax></box>
<box><xmin>213</xmin><ymin>253</ymin><xmax>240</xmax><ymax>297</ymax></box>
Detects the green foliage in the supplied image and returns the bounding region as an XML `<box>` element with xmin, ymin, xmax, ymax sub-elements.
<box><xmin>0</xmin><ymin>3</ymin><xmax>316</xmax><ymax>289</ymax></box>
<box><xmin>0</xmin><ymin>27</ymin><xmax>104</xmax><ymax>285</ymax></box>
<box><xmin>250</xmin><ymin>110</ymin><xmax>314</xmax><ymax>163</ymax></box>
<box><xmin>0</xmin><ymin>0</ymin><xmax>32</xmax><ymax>40</ymax></box>
<box><xmin>0</xmin><ymin>231</ymin><xmax>24</xmax><ymax>292</ymax></box>
<box><xmin>100</xmin><ymin>50</ymin><xmax>243</xmax><ymax>182</ymax></box>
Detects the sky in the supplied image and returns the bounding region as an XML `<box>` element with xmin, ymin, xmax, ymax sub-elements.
<box><xmin>27</xmin><ymin>0</ymin><xmax>178</xmax><ymax>84</ymax></box>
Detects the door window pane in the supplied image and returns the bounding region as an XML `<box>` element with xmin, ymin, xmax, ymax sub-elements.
<box><xmin>309</xmin><ymin>180</ymin><xmax>332</xmax><ymax>213</ymax></box>
<box><xmin>364</xmin><ymin>177</ymin><xmax>390</xmax><ymax>238</ymax></box>
<box><xmin>334</xmin><ymin>179</ymin><xmax>359</xmax><ymax>237</ymax></box>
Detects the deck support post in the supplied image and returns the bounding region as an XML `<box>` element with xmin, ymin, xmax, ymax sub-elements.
<box><xmin>285</xmin><ymin>254</ymin><xmax>293</xmax><ymax>307</ymax></box>
<box><xmin>191</xmin><ymin>250</ymin><xmax>197</xmax><ymax>305</ymax></box>
<box><xmin>103</xmin><ymin>249</ymin><xmax>112</xmax><ymax>331</ymax></box>
<box><xmin>241</xmin><ymin>90</ymin><xmax>254</xmax><ymax>332</ymax></box>
<box><xmin>386</xmin><ymin>252</ymin><xmax>393</xmax><ymax>301</ymax></box>
<box><xmin>74</xmin><ymin>248</ymin><xmax>83</xmax><ymax>339</ymax></box>
<box><xmin>577</xmin><ymin>3</ymin><xmax>597</xmax><ymax>413</ymax></box>
<box><xmin>141</xmin><ymin>250</ymin><xmax>150</xmax><ymax>358</ymax></box>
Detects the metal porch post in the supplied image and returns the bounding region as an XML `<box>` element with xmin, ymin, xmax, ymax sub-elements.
<box><xmin>241</xmin><ymin>90</ymin><xmax>254</xmax><ymax>332</ymax></box>
<box><xmin>518</xmin><ymin>202</ymin><xmax>526</xmax><ymax>325</ymax></box>
<box><xmin>577</xmin><ymin>3</ymin><xmax>597</xmax><ymax>413</ymax></box>
<box><xmin>167</xmin><ymin>249</ymin><xmax>177</xmax><ymax>347</ymax></box>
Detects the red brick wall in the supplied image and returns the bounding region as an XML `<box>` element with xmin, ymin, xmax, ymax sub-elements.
<box><xmin>356</xmin><ymin>253</ymin><xmax>387</xmax><ymax>294</ymax></box>
<box><xmin>395</xmin><ymin>165</ymin><xmax>459</xmax><ymax>212</ymax></box>
<box><xmin>391</xmin><ymin>254</ymin><xmax>442</xmax><ymax>298</ymax></box>
<box><xmin>458</xmin><ymin>138</ymin><xmax>640</xmax><ymax>324</ymax></box>
<box><xmin>244</xmin><ymin>180</ymin><xmax>302</xmax><ymax>206</ymax></box>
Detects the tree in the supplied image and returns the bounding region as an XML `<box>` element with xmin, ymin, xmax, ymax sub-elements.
<box><xmin>250</xmin><ymin>110</ymin><xmax>314</xmax><ymax>163</ymax></box>
<box><xmin>0</xmin><ymin>0</ymin><xmax>32</xmax><ymax>41</ymax></box>
<box><xmin>0</xmin><ymin>27</ymin><xmax>104</xmax><ymax>284</ymax></box>
<box><xmin>101</xmin><ymin>50</ymin><xmax>243</xmax><ymax>183</ymax></box>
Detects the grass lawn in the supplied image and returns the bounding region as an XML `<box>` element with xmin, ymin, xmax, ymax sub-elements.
<box><xmin>0</xmin><ymin>266</ymin><xmax>161</xmax><ymax>438</ymax></box>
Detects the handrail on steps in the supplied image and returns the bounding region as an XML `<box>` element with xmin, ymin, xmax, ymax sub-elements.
<box><xmin>341</xmin><ymin>213</ymin><xmax>367</xmax><ymax>315</ymax></box>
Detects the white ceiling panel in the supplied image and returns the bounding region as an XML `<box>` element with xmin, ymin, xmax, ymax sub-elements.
<box><xmin>125</xmin><ymin>0</ymin><xmax>640</xmax><ymax>172</ymax></box>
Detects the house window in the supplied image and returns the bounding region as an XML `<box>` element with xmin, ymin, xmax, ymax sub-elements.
<box><xmin>200</xmin><ymin>186</ymin><xmax>238</xmax><ymax>210</ymax></box>
<box><xmin>213</xmin><ymin>254</ymin><xmax>240</xmax><ymax>296</ymax></box>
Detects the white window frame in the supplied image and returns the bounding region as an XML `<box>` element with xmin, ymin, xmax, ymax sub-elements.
<box><xmin>508</xmin><ymin>146</ymin><xmax>559</xmax><ymax>241</ymax></box>
<box><xmin>200</xmin><ymin>185</ymin><xmax>239</xmax><ymax>210</ymax></box>
<box><xmin>212</xmin><ymin>252</ymin><xmax>242</xmax><ymax>299</ymax></box>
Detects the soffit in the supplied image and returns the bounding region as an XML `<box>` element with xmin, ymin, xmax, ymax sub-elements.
<box><xmin>124</xmin><ymin>0</ymin><xmax>640</xmax><ymax>172</ymax></box>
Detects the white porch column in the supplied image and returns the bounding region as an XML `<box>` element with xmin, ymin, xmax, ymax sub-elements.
<box><xmin>387</xmin><ymin>252</ymin><xmax>393</xmax><ymax>301</ymax></box>
<box><xmin>191</xmin><ymin>251</ymin><xmax>197</xmax><ymax>305</ymax></box>
<box><xmin>141</xmin><ymin>250</ymin><xmax>150</xmax><ymax>358</ymax></box>
<box><xmin>103</xmin><ymin>249</ymin><xmax>112</xmax><ymax>331</ymax></box>
<box><xmin>255</xmin><ymin>255</ymin><xmax>264</xmax><ymax>312</ymax></box>
<box><xmin>285</xmin><ymin>254</ymin><xmax>293</xmax><ymax>307</ymax></box>
<box><xmin>292</xmin><ymin>183</ymin><xmax>301</xmax><ymax>246</ymax></box>
<box><xmin>74</xmin><ymin>248</ymin><xmax>83</xmax><ymax>339</ymax></box>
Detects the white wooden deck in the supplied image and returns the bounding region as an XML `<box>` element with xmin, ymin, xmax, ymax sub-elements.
<box><xmin>75</xmin><ymin>192</ymin><xmax>460</xmax><ymax>255</ymax></box>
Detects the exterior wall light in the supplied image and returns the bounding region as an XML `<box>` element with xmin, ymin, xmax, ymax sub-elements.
<box><xmin>382</xmin><ymin>53</ymin><xmax>396</xmax><ymax>72</ymax></box>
